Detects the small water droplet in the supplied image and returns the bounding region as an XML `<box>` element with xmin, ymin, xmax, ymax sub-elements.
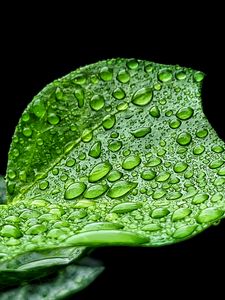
<box><xmin>90</xmin><ymin>95</ymin><xmax>105</xmax><ymax>111</ymax></box>
<box><xmin>176</xmin><ymin>107</ymin><xmax>194</xmax><ymax>120</ymax></box>
<box><xmin>108</xmin><ymin>140</ymin><xmax>122</xmax><ymax>152</ymax></box>
<box><xmin>184</xmin><ymin>170</ymin><xmax>194</xmax><ymax>179</ymax></box>
<box><xmin>47</xmin><ymin>113</ymin><xmax>60</xmax><ymax>125</ymax></box>
<box><xmin>176</xmin><ymin>132</ymin><xmax>192</xmax><ymax>145</ymax></box>
<box><xmin>151</xmin><ymin>208</ymin><xmax>170</xmax><ymax>218</ymax></box>
<box><xmin>141</xmin><ymin>170</ymin><xmax>156</xmax><ymax>181</ymax></box>
<box><xmin>211</xmin><ymin>145</ymin><xmax>224</xmax><ymax>153</ymax></box>
<box><xmin>158</xmin><ymin>69</ymin><xmax>172</xmax><ymax>82</ymax></box>
<box><xmin>8</xmin><ymin>169</ymin><xmax>16</xmax><ymax>180</ymax></box>
<box><xmin>112</xmin><ymin>87</ymin><xmax>126</xmax><ymax>100</ymax></box>
<box><xmin>196</xmin><ymin>128</ymin><xmax>208</xmax><ymax>138</ymax></box>
<box><xmin>176</xmin><ymin>71</ymin><xmax>186</xmax><ymax>80</ymax></box>
<box><xmin>81</xmin><ymin>129</ymin><xmax>93</xmax><ymax>142</ymax></box>
<box><xmin>89</xmin><ymin>141</ymin><xmax>101</xmax><ymax>158</ymax></box>
<box><xmin>117</xmin><ymin>69</ymin><xmax>130</xmax><ymax>83</ymax></box>
<box><xmin>122</xmin><ymin>155</ymin><xmax>141</xmax><ymax>170</ymax></box>
<box><xmin>132</xmin><ymin>87</ymin><xmax>153</xmax><ymax>106</ymax></box>
<box><xmin>172</xmin><ymin>208</ymin><xmax>192</xmax><ymax>221</ymax></box>
<box><xmin>156</xmin><ymin>171</ymin><xmax>171</xmax><ymax>182</ymax></box>
<box><xmin>197</xmin><ymin>208</ymin><xmax>223</xmax><ymax>223</ymax></box>
<box><xmin>23</xmin><ymin>127</ymin><xmax>32</xmax><ymax>137</ymax></box>
<box><xmin>173</xmin><ymin>225</ymin><xmax>197</xmax><ymax>239</ymax></box>
<box><xmin>64</xmin><ymin>182</ymin><xmax>86</xmax><ymax>199</ymax></box>
<box><xmin>12</xmin><ymin>148</ymin><xmax>20</xmax><ymax>157</ymax></box>
<box><xmin>107</xmin><ymin>181</ymin><xmax>137</xmax><ymax>198</ymax></box>
<box><xmin>32</xmin><ymin>98</ymin><xmax>46</xmax><ymax>118</ymax></box>
<box><xmin>66</xmin><ymin>158</ymin><xmax>76</xmax><ymax>167</ymax></box>
<box><xmin>152</xmin><ymin>189</ymin><xmax>166</xmax><ymax>200</ymax></box>
<box><xmin>73</xmin><ymin>73</ymin><xmax>86</xmax><ymax>85</ymax></box>
<box><xmin>127</xmin><ymin>59</ymin><xmax>139</xmax><ymax>69</ymax></box>
<box><xmin>103</xmin><ymin>115</ymin><xmax>116</xmax><ymax>130</ymax></box>
<box><xmin>37</xmin><ymin>138</ymin><xmax>43</xmax><ymax>146</ymax></box>
<box><xmin>166</xmin><ymin>191</ymin><xmax>182</xmax><ymax>200</ymax></box>
<box><xmin>169</xmin><ymin>118</ymin><xmax>181</xmax><ymax>129</ymax></box>
<box><xmin>22</xmin><ymin>112</ymin><xmax>30</xmax><ymax>122</ymax></box>
<box><xmin>154</xmin><ymin>83</ymin><xmax>162</xmax><ymax>91</ymax></box>
<box><xmin>74</xmin><ymin>88</ymin><xmax>85</xmax><ymax>108</ymax></box>
<box><xmin>89</xmin><ymin>162</ymin><xmax>112</xmax><ymax>182</ymax></box>
<box><xmin>132</xmin><ymin>127</ymin><xmax>151</xmax><ymax>138</ymax></box>
<box><xmin>145</xmin><ymin>64</ymin><xmax>153</xmax><ymax>73</ymax></box>
<box><xmin>146</xmin><ymin>157</ymin><xmax>162</xmax><ymax>167</ymax></box>
<box><xmin>100</xmin><ymin>67</ymin><xmax>113</xmax><ymax>81</ymax></box>
<box><xmin>194</xmin><ymin>71</ymin><xmax>205</xmax><ymax>82</ymax></box>
<box><xmin>111</xmin><ymin>202</ymin><xmax>141</xmax><ymax>214</ymax></box>
<box><xmin>84</xmin><ymin>184</ymin><xmax>108</xmax><ymax>199</ymax></box>
<box><xmin>173</xmin><ymin>162</ymin><xmax>188</xmax><ymax>173</ymax></box>
<box><xmin>39</xmin><ymin>180</ymin><xmax>49</xmax><ymax>190</ymax></box>
<box><xmin>107</xmin><ymin>170</ymin><xmax>123</xmax><ymax>182</ymax></box>
<box><xmin>193</xmin><ymin>145</ymin><xmax>205</xmax><ymax>155</ymax></box>
<box><xmin>52</xmin><ymin>168</ymin><xmax>59</xmax><ymax>175</ymax></box>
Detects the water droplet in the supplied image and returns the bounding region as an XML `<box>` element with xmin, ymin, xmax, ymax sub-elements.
<box><xmin>141</xmin><ymin>170</ymin><xmax>156</xmax><ymax>180</ymax></box>
<box><xmin>154</xmin><ymin>83</ymin><xmax>162</xmax><ymax>91</ymax></box>
<box><xmin>47</xmin><ymin>113</ymin><xmax>60</xmax><ymax>125</ymax></box>
<box><xmin>197</xmin><ymin>208</ymin><xmax>223</xmax><ymax>223</ymax></box>
<box><xmin>26</xmin><ymin>224</ymin><xmax>47</xmax><ymax>235</ymax></box>
<box><xmin>19</xmin><ymin>170</ymin><xmax>27</xmax><ymax>181</ymax></box>
<box><xmin>211</xmin><ymin>145</ymin><xmax>224</xmax><ymax>153</ymax></box>
<box><xmin>176</xmin><ymin>132</ymin><xmax>192</xmax><ymax>145</ymax></box>
<box><xmin>65</xmin><ymin>230</ymin><xmax>148</xmax><ymax>246</ymax></box>
<box><xmin>173</xmin><ymin>162</ymin><xmax>188</xmax><ymax>173</ymax></box>
<box><xmin>8</xmin><ymin>169</ymin><xmax>16</xmax><ymax>180</ymax></box>
<box><xmin>32</xmin><ymin>98</ymin><xmax>46</xmax><ymax>118</ymax></box>
<box><xmin>74</xmin><ymin>88</ymin><xmax>84</xmax><ymax>108</ymax></box>
<box><xmin>194</xmin><ymin>71</ymin><xmax>205</xmax><ymax>82</ymax></box>
<box><xmin>82</xmin><ymin>222</ymin><xmax>124</xmax><ymax>232</ymax></box>
<box><xmin>218</xmin><ymin>167</ymin><xmax>225</xmax><ymax>176</ymax></box>
<box><xmin>209</xmin><ymin>159</ymin><xmax>224</xmax><ymax>169</ymax></box>
<box><xmin>173</xmin><ymin>225</ymin><xmax>197</xmax><ymax>239</ymax></box>
<box><xmin>184</xmin><ymin>170</ymin><xmax>194</xmax><ymax>179</ymax></box>
<box><xmin>89</xmin><ymin>162</ymin><xmax>112</xmax><ymax>182</ymax></box>
<box><xmin>122</xmin><ymin>155</ymin><xmax>141</xmax><ymax>170</ymax></box>
<box><xmin>22</xmin><ymin>112</ymin><xmax>30</xmax><ymax>122</ymax></box>
<box><xmin>132</xmin><ymin>127</ymin><xmax>151</xmax><ymax>138</ymax></box>
<box><xmin>100</xmin><ymin>67</ymin><xmax>113</xmax><ymax>81</ymax></box>
<box><xmin>196</xmin><ymin>128</ymin><xmax>208</xmax><ymax>138</ymax></box>
<box><xmin>84</xmin><ymin>184</ymin><xmax>108</xmax><ymax>199</ymax></box>
<box><xmin>66</xmin><ymin>158</ymin><xmax>76</xmax><ymax>167</ymax></box>
<box><xmin>142</xmin><ymin>224</ymin><xmax>161</xmax><ymax>231</ymax></box>
<box><xmin>74</xmin><ymin>200</ymin><xmax>96</xmax><ymax>208</ymax></box>
<box><xmin>64</xmin><ymin>182</ymin><xmax>86</xmax><ymax>199</ymax></box>
<box><xmin>111</xmin><ymin>202</ymin><xmax>141</xmax><ymax>213</ymax></box>
<box><xmin>214</xmin><ymin>177</ymin><xmax>225</xmax><ymax>186</ymax></box>
<box><xmin>116</xmin><ymin>102</ymin><xmax>129</xmax><ymax>111</ymax></box>
<box><xmin>89</xmin><ymin>141</ymin><xmax>101</xmax><ymax>158</ymax></box>
<box><xmin>39</xmin><ymin>180</ymin><xmax>49</xmax><ymax>190</ymax></box>
<box><xmin>12</xmin><ymin>148</ymin><xmax>20</xmax><ymax>157</ymax></box>
<box><xmin>103</xmin><ymin>115</ymin><xmax>116</xmax><ymax>130</ymax></box>
<box><xmin>166</xmin><ymin>191</ymin><xmax>182</xmax><ymax>200</ymax></box>
<box><xmin>193</xmin><ymin>145</ymin><xmax>205</xmax><ymax>155</ymax></box>
<box><xmin>176</xmin><ymin>107</ymin><xmax>194</xmax><ymax>120</ymax></box>
<box><xmin>211</xmin><ymin>193</ymin><xmax>223</xmax><ymax>202</ymax></box>
<box><xmin>81</xmin><ymin>128</ymin><xmax>93</xmax><ymax>142</ymax></box>
<box><xmin>23</xmin><ymin>127</ymin><xmax>32</xmax><ymax>137</ymax></box>
<box><xmin>156</xmin><ymin>171</ymin><xmax>171</xmax><ymax>182</ymax></box>
<box><xmin>127</xmin><ymin>59</ymin><xmax>139</xmax><ymax>69</ymax></box>
<box><xmin>172</xmin><ymin>208</ymin><xmax>192</xmax><ymax>221</ymax></box>
<box><xmin>192</xmin><ymin>193</ymin><xmax>209</xmax><ymax>204</ymax></box>
<box><xmin>146</xmin><ymin>157</ymin><xmax>162</xmax><ymax>167</ymax></box>
<box><xmin>90</xmin><ymin>95</ymin><xmax>105</xmax><ymax>111</ymax></box>
<box><xmin>107</xmin><ymin>170</ymin><xmax>123</xmax><ymax>182</ymax></box>
<box><xmin>176</xmin><ymin>71</ymin><xmax>186</xmax><ymax>80</ymax></box>
<box><xmin>112</xmin><ymin>87</ymin><xmax>126</xmax><ymax>100</ymax></box>
<box><xmin>117</xmin><ymin>69</ymin><xmax>130</xmax><ymax>83</ymax></box>
<box><xmin>151</xmin><ymin>208</ymin><xmax>170</xmax><ymax>218</ymax></box>
<box><xmin>132</xmin><ymin>87</ymin><xmax>153</xmax><ymax>106</ymax></box>
<box><xmin>68</xmin><ymin>209</ymin><xmax>87</xmax><ymax>220</ymax></box>
<box><xmin>1</xmin><ymin>225</ymin><xmax>22</xmax><ymax>238</ymax></box>
<box><xmin>152</xmin><ymin>189</ymin><xmax>166</xmax><ymax>200</ymax></box>
<box><xmin>158</xmin><ymin>69</ymin><xmax>172</xmax><ymax>82</ymax></box>
<box><xmin>107</xmin><ymin>181</ymin><xmax>137</xmax><ymax>198</ymax></box>
<box><xmin>169</xmin><ymin>118</ymin><xmax>181</xmax><ymax>129</ymax></box>
<box><xmin>145</xmin><ymin>64</ymin><xmax>153</xmax><ymax>73</ymax></box>
<box><xmin>108</xmin><ymin>141</ymin><xmax>122</xmax><ymax>152</ymax></box>
<box><xmin>74</xmin><ymin>74</ymin><xmax>87</xmax><ymax>85</ymax></box>
<box><xmin>90</xmin><ymin>74</ymin><xmax>99</xmax><ymax>84</ymax></box>
<box><xmin>52</xmin><ymin>168</ymin><xmax>59</xmax><ymax>175</ymax></box>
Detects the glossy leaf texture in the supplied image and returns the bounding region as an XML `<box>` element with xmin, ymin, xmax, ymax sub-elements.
<box><xmin>2</xmin><ymin>58</ymin><xmax>225</xmax><ymax>259</ymax></box>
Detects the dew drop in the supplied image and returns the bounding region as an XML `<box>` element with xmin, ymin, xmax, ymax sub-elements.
<box><xmin>1</xmin><ymin>225</ymin><xmax>22</xmax><ymax>238</ymax></box>
<box><xmin>32</xmin><ymin>98</ymin><xmax>46</xmax><ymax>118</ymax></box>
<box><xmin>52</xmin><ymin>168</ymin><xmax>59</xmax><ymax>175</ymax></box>
<box><xmin>64</xmin><ymin>182</ymin><xmax>86</xmax><ymax>199</ymax></box>
<box><xmin>89</xmin><ymin>141</ymin><xmax>101</xmax><ymax>158</ymax></box>
<box><xmin>107</xmin><ymin>181</ymin><xmax>137</xmax><ymax>198</ymax></box>
<box><xmin>156</xmin><ymin>171</ymin><xmax>171</xmax><ymax>182</ymax></box>
<box><xmin>209</xmin><ymin>159</ymin><xmax>224</xmax><ymax>169</ymax></box>
<box><xmin>166</xmin><ymin>191</ymin><xmax>182</xmax><ymax>200</ymax></box>
<box><xmin>90</xmin><ymin>95</ymin><xmax>105</xmax><ymax>111</ymax></box>
<box><xmin>19</xmin><ymin>170</ymin><xmax>27</xmax><ymax>182</ymax></box>
<box><xmin>193</xmin><ymin>145</ymin><xmax>205</xmax><ymax>155</ymax></box>
<box><xmin>149</xmin><ymin>106</ymin><xmax>160</xmax><ymax>118</ymax></box>
<box><xmin>169</xmin><ymin>118</ymin><xmax>181</xmax><ymax>129</ymax></box>
<box><xmin>146</xmin><ymin>157</ymin><xmax>162</xmax><ymax>167</ymax></box>
<box><xmin>211</xmin><ymin>145</ymin><xmax>224</xmax><ymax>153</ymax></box>
<box><xmin>158</xmin><ymin>69</ymin><xmax>172</xmax><ymax>82</ymax></box>
<box><xmin>74</xmin><ymin>200</ymin><xmax>96</xmax><ymax>208</ymax></box>
<box><xmin>145</xmin><ymin>64</ymin><xmax>153</xmax><ymax>73</ymax></box>
<box><xmin>26</xmin><ymin>224</ymin><xmax>47</xmax><ymax>235</ymax></box>
<box><xmin>107</xmin><ymin>170</ymin><xmax>122</xmax><ymax>182</ymax></box>
<box><xmin>22</xmin><ymin>112</ymin><xmax>30</xmax><ymax>122</ymax></box>
<box><xmin>22</xmin><ymin>127</ymin><xmax>32</xmax><ymax>137</ymax></box>
<box><xmin>108</xmin><ymin>141</ymin><xmax>122</xmax><ymax>152</ymax></box>
<box><xmin>116</xmin><ymin>102</ymin><xmax>129</xmax><ymax>111</ymax></box>
<box><xmin>74</xmin><ymin>88</ymin><xmax>85</xmax><ymax>108</ymax></box>
<box><xmin>141</xmin><ymin>170</ymin><xmax>156</xmax><ymax>181</ymax></box>
<box><xmin>172</xmin><ymin>208</ymin><xmax>192</xmax><ymax>221</ymax></box>
<box><xmin>66</xmin><ymin>158</ymin><xmax>76</xmax><ymax>167</ymax></box>
<box><xmin>142</xmin><ymin>224</ymin><xmax>161</xmax><ymax>231</ymax></box>
<box><xmin>176</xmin><ymin>132</ymin><xmax>192</xmax><ymax>145</ymax></box>
<box><xmin>84</xmin><ymin>184</ymin><xmax>108</xmax><ymax>199</ymax></box>
<box><xmin>196</xmin><ymin>128</ymin><xmax>208</xmax><ymax>138</ymax></box>
<box><xmin>89</xmin><ymin>162</ymin><xmax>112</xmax><ymax>182</ymax></box>
<box><xmin>192</xmin><ymin>193</ymin><xmax>209</xmax><ymax>204</ymax></box>
<box><xmin>127</xmin><ymin>59</ymin><xmax>139</xmax><ymax>69</ymax></box>
<box><xmin>217</xmin><ymin>167</ymin><xmax>225</xmax><ymax>176</ymax></box>
<box><xmin>39</xmin><ymin>180</ymin><xmax>49</xmax><ymax>190</ymax></box>
<box><xmin>151</xmin><ymin>208</ymin><xmax>170</xmax><ymax>218</ymax></box>
<box><xmin>132</xmin><ymin>127</ymin><xmax>151</xmax><ymax>138</ymax></box>
<box><xmin>211</xmin><ymin>193</ymin><xmax>223</xmax><ymax>202</ymax></box>
<box><xmin>112</xmin><ymin>88</ymin><xmax>126</xmax><ymax>100</ymax></box>
<box><xmin>173</xmin><ymin>162</ymin><xmax>188</xmax><ymax>173</ymax></box>
<box><xmin>8</xmin><ymin>170</ymin><xmax>16</xmax><ymax>180</ymax></box>
<box><xmin>176</xmin><ymin>71</ymin><xmax>186</xmax><ymax>80</ymax></box>
<box><xmin>152</xmin><ymin>189</ymin><xmax>166</xmax><ymax>200</ymax></box>
<box><xmin>197</xmin><ymin>208</ymin><xmax>223</xmax><ymax>223</ymax></box>
<box><xmin>103</xmin><ymin>115</ymin><xmax>116</xmax><ymax>130</ymax></box>
<box><xmin>122</xmin><ymin>155</ymin><xmax>141</xmax><ymax>170</ymax></box>
<box><xmin>82</xmin><ymin>222</ymin><xmax>124</xmax><ymax>232</ymax></box>
<box><xmin>111</xmin><ymin>202</ymin><xmax>141</xmax><ymax>214</ymax></box>
<box><xmin>81</xmin><ymin>129</ymin><xmax>93</xmax><ymax>142</ymax></box>
<box><xmin>176</xmin><ymin>107</ymin><xmax>194</xmax><ymax>120</ymax></box>
<box><xmin>132</xmin><ymin>87</ymin><xmax>153</xmax><ymax>106</ymax></box>
<box><xmin>117</xmin><ymin>69</ymin><xmax>130</xmax><ymax>83</ymax></box>
<box><xmin>194</xmin><ymin>71</ymin><xmax>205</xmax><ymax>82</ymax></box>
<box><xmin>173</xmin><ymin>225</ymin><xmax>197</xmax><ymax>239</ymax></box>
<box><xmin>100</xmin><ymin>67</ymin><xmax>113</xmax><ymax>81</ymax></box>
<box><xmin>47</xmin><ymin>113</ymin><xmax>60</xmax><ymax>125</ymax></box>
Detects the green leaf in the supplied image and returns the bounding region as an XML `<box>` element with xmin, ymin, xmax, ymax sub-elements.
<box><xmin>0</xmin><ymin>257</ymin><xmax>104</xmax><ymax>299</ymax></box>
<box><xmin>2</xmin><ymin>58</ymin><xmax>225</xmax><ymax>260</ymax></box>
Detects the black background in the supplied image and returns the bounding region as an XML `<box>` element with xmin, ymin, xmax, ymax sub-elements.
<box><xmin>1</xmin><ymin>6</ymin><xmax>225</xmax><ymax>299</ymax></box>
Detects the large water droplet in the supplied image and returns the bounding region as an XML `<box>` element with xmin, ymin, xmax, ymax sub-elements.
<box><xmin>192</xmin><ymin>193</ymin><xmax>209</xmax><ymax>204</ymax></box>
<box><xmin>196</xmin><ymin>128</ymin><xmax>208</xmax><ymax>138</ymax></box>
<box><xmin>197</xmin><ymin>208</ymin><xmax>223</xmax><ymax>223</ymax></box>
<box><xmin>26</xmin><ymin>224</ymin><xmax>47</xmax><ymax>235</ymax></box>
<box><xmin>1</xmin><ymin>225</ymin><xmax>22</xmax><ymax>238</ymax></box>
<box><xmin>117</xmin><ymin>69</ymin><xmax>130</xmax><ymax>83</ymax></box>
<box><xmin>211</xmin><ymin>193</ymin><xmax>223</xmax><ymax>202</ymax></box>
<box><xmin>127</xmin><ymin>59</ymin><xmax>139</xmax><ymax>69</ymax></box>
<box><xmin>146</xmin><ymin>157</ymin><xmax>162</xmax><ymax>167</ymax></box>
<box><xmin>84</xmin><ymin>184</ymin><xmax>108</xmax><ymax>199</ymax></box>
<box><xmin>74</xmin><ymin>88</ymin><xmax>84</xmax><ymax>108</ymax></box>
<box><xmin>103</xmin><ymin>115</ymin><xmax>116</xmax><ymax>130</ymax></box>
<box><xmin>64</xmin><ymin>182</ymin><xmax>86</xmax><ymax>199</ymax></box>
<box><xmin>158</xmin><ymin>69</ymin><xmax>172</xmax><ymax>82</ymax></box>
<box><xmin>176</xmin><ymin>107</ymin><xmax>194</xmax><ymax>120</ymax></box>
<box><xmin>112</xmin><ymin>88</ymin><xmax>126</xmax><ymax>100</ymax></box>
<box><xmin>90</xmin><ymin>95</ymin><xmax>105</xmax><ymax>111</ymax></box>
<box><xmin>173</xmin><ymin>225</ymin><xmax>197</xmax><ymax>239</ymax></box>
<box><xmin>32</xmin><ymin>98</ymin><xmax>46</xmax><ymax>118</ymax></box>
<box><xmin>107</xmin><ymin>181</ymin><xmax>137</xmax><ymax>198</ymax></box>
<box><xmin>172</xmin><ymin>208</ymin><xmax>192</xmax><ymax>221</ymax></box>
<box><xmin>89</xmin><ymin>141</ymin><xmax>101</xmax><ymax>158</ymax></box>
<box><xmin>141</xmin><ymin>170</ymin><xmax>156</xmax><ymax>180</ymax></box>
<box><xmin>193</xmin><ymin>145</ymin><xmax>205</xmax><ymax>155</ymax></box>
<box><xmin>176</xmin><ymin>132</ymin><xmax>192</xmax><ymax>145</ymax></box>
<box><xmin>108</xmin><ymin>141</ymin><xmax>122</xmax><ymax>152</ymax></box>
<box><xmin>107</xmin><ymin>170</ymin><xmax>123</xmax><ymax>182</ymax></box>
<box><xmin>122</xmin><ymin>155</ymin><xmax>141</xmax><ymax>170</ymax></box>
<box><xmin>149</xmin><ymin>106</ymin><xmax>160</xmax><ymax>118</ymax></box>
<box><xmin>132</xmin><ymin>127</ymin><xmax>151</xmax><ymax>138</ymax></box>
<box><xmin>211</xmin><ymin>145</ymin><xmax>224</xmax><ymax>153</ymax></box>
<box><xmin>166</xmin><ymin>191</ymin><xmax>182</xmax><ymax>200</ymax></box>
<box><xmin>132</xmin><ymin>87</ymin><xmax>153</xmax><ymax>106</ymax></box>
<box><xmin>89</xmin><ymin>162</ymin><xmax>112</xmax><ymax>182</ymax></box>
<box><xmin>169</xmin><ymin>118</ymin><xmax>181</xmax><ymax>129</ymax></box>
<box><xmin>100</xmin><ymin>67</ymin><xmax>113</xmax><ymax>81</ymax></box>
<box><xmin>66</xmin><ymin>158</ymin><xmax>76</xmax><ymax>167</ymax></box>
<box><xmin>217</xmin><ymin>167</ymin><xmax>225</xmax><ymax>176</ymax></box>
<box><xmin>194</xmin><ymin>71</ymin><xmax>205</xmax><ymax>82</ymax></box>
<box><xmin>111</xmin><ymin>202</ymin><xmax>141</xmax><ymax>213</ymax></box>
<box><xmin>151</xmin><ymin>208</ymin><xmax>170</xmax><ymax>218</ymax></box>
<box><xmin>47</xmin><ymin>113</ymin><xmax>60</xmax><ymax>125</ymax></box>
<box><xmin>173</xmin><ymin>162</ymin><xmax>188</xmax><ymax>173</ymax></box>
<box><xmin>209</xmin><ymin>159</ymin><xmax>224</xmax><ymax>169</ymax></box>
<box><xmin>176</xmin><ymin>71</ymin><xmax>186</xmax><ymax>80</ymax></box>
